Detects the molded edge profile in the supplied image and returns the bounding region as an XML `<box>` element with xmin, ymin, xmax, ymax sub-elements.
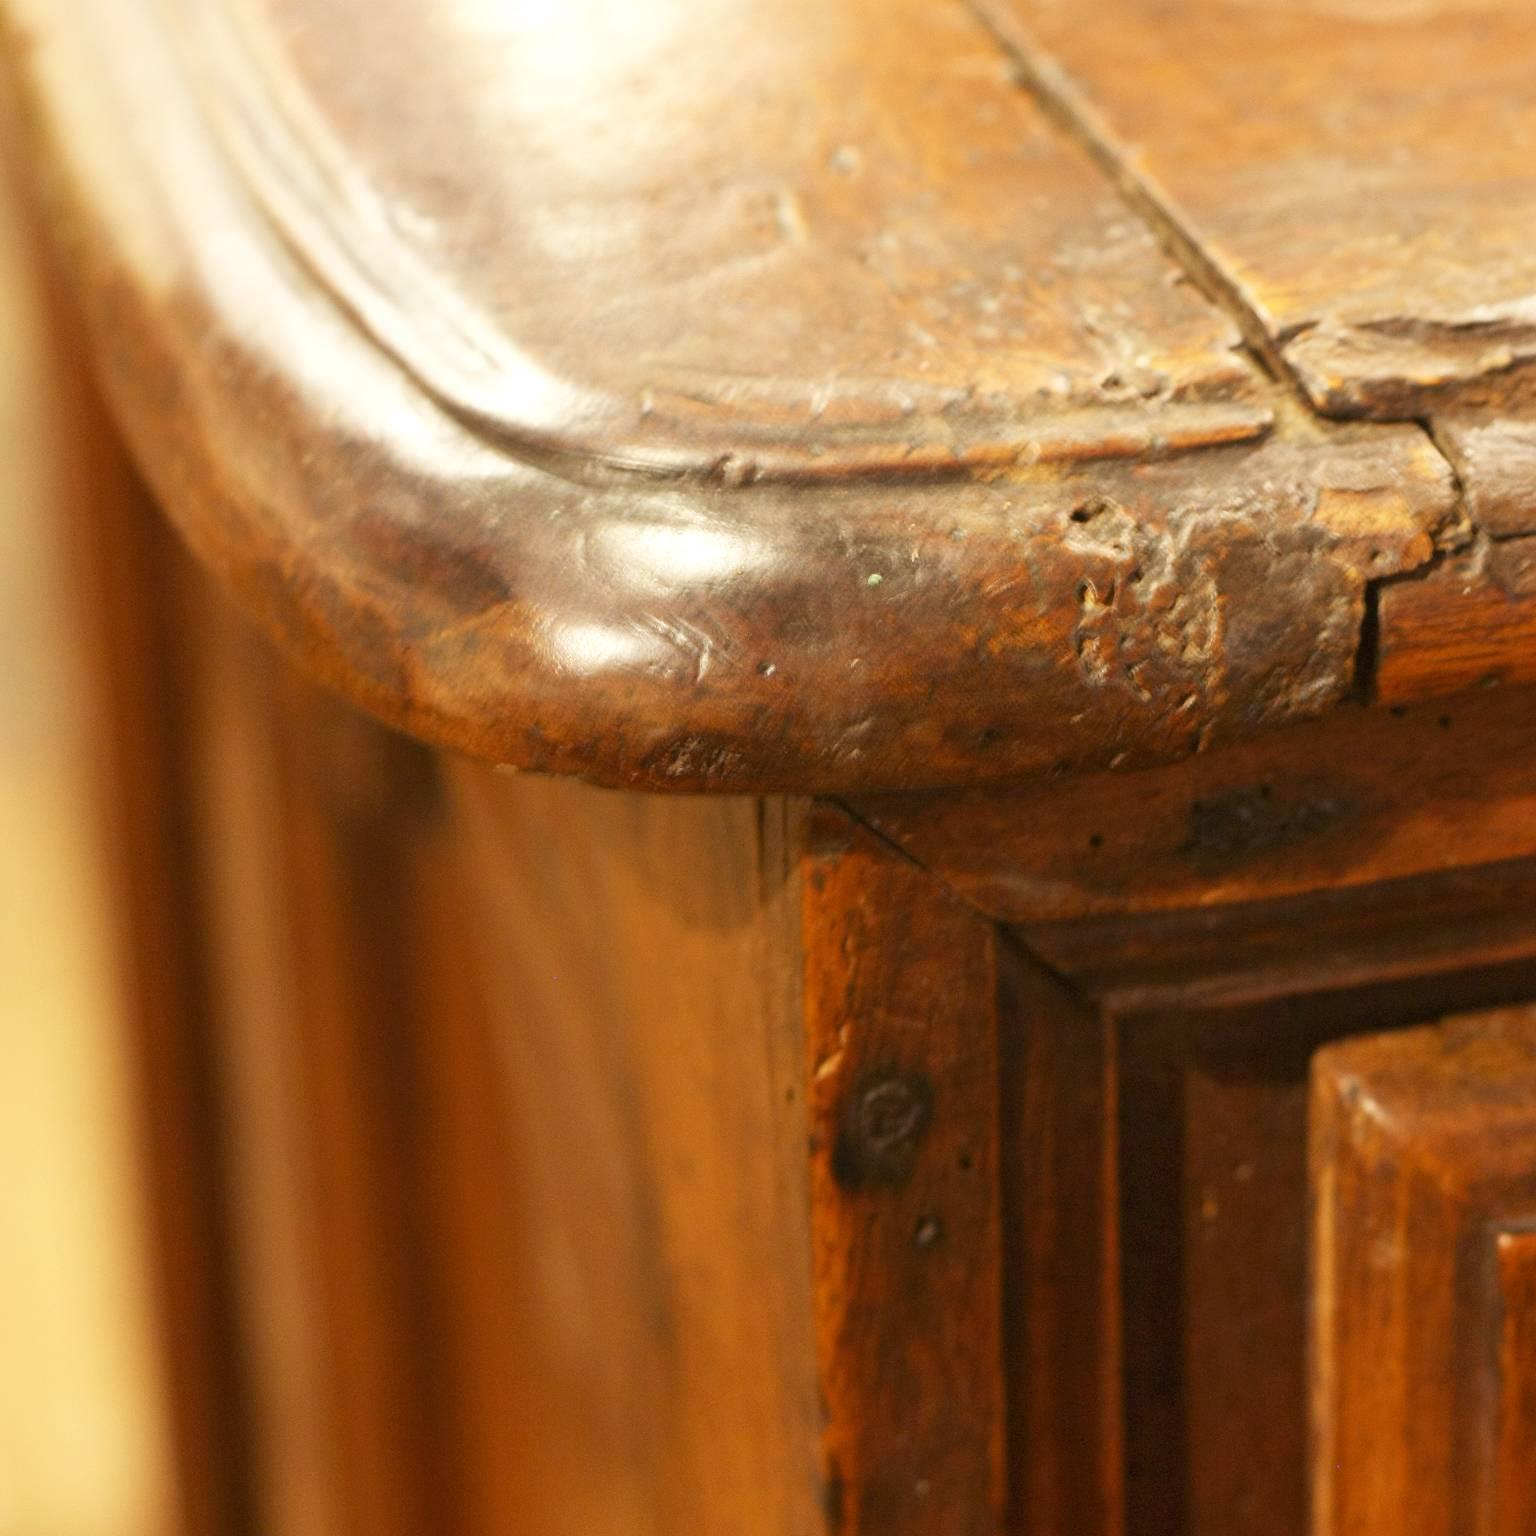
<box><xmin>178</xmin><ymin>0</ymin><xmax>1282</xmax><ymax>486</ymax></box>
<box><xmin>2</xmin><ymin>0</ymin><xmax>1459</xmax><ymax>791</ymax></box>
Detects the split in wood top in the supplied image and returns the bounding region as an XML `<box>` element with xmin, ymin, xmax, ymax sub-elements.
<box><xmin>4</xmin><ymin>0</ymin><xmax>1530</xmax><ymax>788</ymax></box>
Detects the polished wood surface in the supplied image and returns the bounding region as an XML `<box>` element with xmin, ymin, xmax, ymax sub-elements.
<box><xmin>181</xmin><ymin>0</ymin><xmax>1267</xmax><ymax>471</ymax></box>
<box><xmin>13</xmin><ymin>3</ymin><xmax>1536</xmax><ymax>1534</ymax></box>
<box><xmin>1312</xmin><ymin>1006</ymin><xmax>1536</xmax><ymax>1536</ymax></box>
<box><xmin>433</xmin><ymin>773</ymin><xmax>823</xmax><ymax>1536</ymax></box>
<box><xmin>803</xmin><ymin>814</ymin><xmax>1006</xmax><ymax>1532</ymax></box>
<box><xmin>67</xmin><ymin>556</ymin><xmax>1536</xmax><ymax>1535</ymax></box>
<box><xmin>853</xmin><ymin>683</ymin><xmax>1536</xmax><ymax>922</ymax></box>
<box><xmin>979</xmin><ymin>0</ymin><xmax>1536</xmax><ymax>432</ymax></box>
<box><xmin>14</xmin><ymin>0</ymin><xmax>1524</xmax><ymax>791</ymax></box>
<box><xmin>998</xmin><ymin>951</ymin><xmax>1122</xmax><ymax>1536</ymax></box>
<box><xmin>976</xmin><ymin>0</ymin><xmax>1536</xmax><ymax>717</ymax></box>
<box><xmin>42</xmin><ymin>524</ymin><xmax>1536</xmax><ymax>1536</ymax></box>
<box><xmin>1376</xmin><ymin>540</ymin><xmax>1536</xmax><ymax>704</ymax></box>
<box><xmin>1492</xmin><ymin>1232</ymin><xmax>1536</xmax><ymax>1536</ymax></box>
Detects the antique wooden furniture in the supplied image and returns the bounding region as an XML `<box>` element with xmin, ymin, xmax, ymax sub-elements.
<box><xmin>6</xmin><ymin>0</ymin><xmax>1536</xmax><ymax>1531</ymax></box>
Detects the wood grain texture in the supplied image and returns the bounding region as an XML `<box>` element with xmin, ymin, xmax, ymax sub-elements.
<box><xmin>1018</xmin><ymin>860</ymin><xmax>1536</xmax><ymax>1013</ymax></box>
<box><xmin>802</xmin><ymin>810</ymin><xmax>1006</xmax><ymax>1535</ymax></box>
<box><xmin>160</xmin><ymin>601</ymin><xmax>837</xmax><ymax>1536</ymax></box>
<box><xmin>188</xmin><ymin>611</ymin><xmax>454</xmax><ymax>1536</ymax></box>
<box><xmin>1098</xmin><ymin>966</ymin><xmax>1536</xmax><ymax>1536</ymax></box>
<box><xmin>0</xmin><ymin>0</ymin><xmax>1474</xmax><ymax>791</ymax></box>
<box><xmin>853</xmin><ymin>683</ymin><xmax>1536</xmax><ymax>923</ymax></box>
<box><xmin>1436</xmin><ymin>415</ymin><xmax>1536</xmax><ymax>540</ymax></box>
<box><xmin>1113</xmin><ymin>1004</ymin><xmax>1328</xmax><ymax>1536</ymax></box>
<box><xmin>1492</xmin><ymin>1231</ymin><xmax>1536</xmax><ymax>1536</ymax></box>
<box><xmin>997</xmin><ymin>945</ymin><xmax>1123</xmax><ymax>1536</ymax></box>
<box><xmin>1312</xmin><ymin>1006</ymin><xmax>1536</xmax><ymax>1536</ymax></box>
<box><xmin>978</xmin><ymin>0</ymin><xmax>1536</xmax><ymax>437</ymax></box>
<box><xmin>976</xmin><ymin>0</ymin><xmax>1536</xmax><ymax>676</ymax></box>
<box><xmin>1377</xmin><ymin>538</ymin><xmax>1536</xmax><ymax>705</ymax></box>
<box><xmin>188</xmin><ymin>725</ymin><xmax>1024</xmax><ymax>1536</ymax></box>
<box><xmin>441</xmin><ymin>771</ymin><xmax>824</xmax><ymax>1536</ymax></box>
<box><xmin>179</xmin><ymin>0</ymin><xmax>1271</xmax><ymax>474</ymax></box>
<box><xmin>25</xmin><ymin>2</ymin><xmax>1536</xmax><ymax>1529</ymax></box>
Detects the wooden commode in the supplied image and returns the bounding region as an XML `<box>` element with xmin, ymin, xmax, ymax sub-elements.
<box><xmin>5</xmin><ymin>0</ymin><xmax>1536</xmax><ymax>1531</ymax></box>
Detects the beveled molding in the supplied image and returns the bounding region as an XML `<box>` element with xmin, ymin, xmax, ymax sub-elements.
<box><xmin>1311</xmin><ymin>1011</ymin><xmax>1536</xmax><ymax>1536</ymax></box>
<box><xmin>8</xmin><ymin>0</ymin><xmax>1531</xmax><ymax>790</ymax></box>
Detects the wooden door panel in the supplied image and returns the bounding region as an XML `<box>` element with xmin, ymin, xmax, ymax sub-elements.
<box><xmin>1311</xmin><ymin>1007</ymin><xmax>1536</xmax><ymax>1536</ymax></box>
<box><xmin>987</xmin><ymin>952</ymin><xmax>1536</xmax><ymax>1536</ymax></box>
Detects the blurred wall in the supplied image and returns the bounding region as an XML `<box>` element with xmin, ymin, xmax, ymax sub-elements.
<box><xmin>0</xmin><ymin>133</ymin><xmax>174</xmax><ymax>1536</ymax></box>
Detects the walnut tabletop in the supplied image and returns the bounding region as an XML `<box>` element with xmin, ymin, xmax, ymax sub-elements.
<box><xmin>10</xmin><ymin>0</ymin><xmax>1534</xmax><ymax>790</ymax></box>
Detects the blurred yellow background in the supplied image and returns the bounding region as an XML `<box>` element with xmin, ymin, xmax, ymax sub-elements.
<box><xmin>0</xmin><ymin>146</ymin><xmax>173</xmax><ymax>1536</ymax></box>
